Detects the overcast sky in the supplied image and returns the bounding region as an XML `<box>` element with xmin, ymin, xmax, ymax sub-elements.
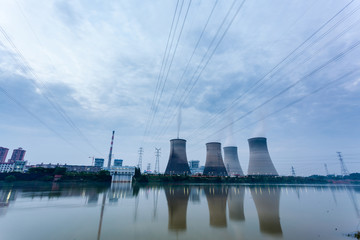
<box><xmin>0</xmin><ymin>0</ymin><xmax>359</xmax><ymax>176</ymax></box>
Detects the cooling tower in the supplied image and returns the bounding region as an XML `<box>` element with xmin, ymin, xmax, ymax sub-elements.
<box><xmin>204</xmin><ymin>186</ymin><xmax>228</xmax><ymax>228</ymax></box>
<box><xmin>203</xmin><ymin>142</ymin><xmax>228</xmax><ymax>176</ymax></box>
<box><xmin>165</xmin><ymin>139</ymin><xmax>191</xmax><ymax>175</ymax></box>
<box><xmin>250</xmin><ymin>186</ymin><xmax>282</xmax><ymax>236</ymax></box>
<box><xmin>228</xmin><ymin>186</ymin><xmax>245</xmax><ymax>221</ymax></box>
<box><xmin>165</xmin><ymin>186</ymin><xmax>190</xmax><ymax>232</ymax></box>
<box><xmin>247</xmin><ymin>137</ymin><xmax>278</xmax><ymax>176</ymax></box>
<box><xmin>223</xmin><ymin>146</ymin><xmax>244</xmax><ymax>176</ymax></box>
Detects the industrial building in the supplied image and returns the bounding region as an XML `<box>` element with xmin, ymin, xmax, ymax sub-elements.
<box><xmin>223</xmin><ymin>146</ymin><xmax>244</xmax><ymax>176</ymax></box>
<box><xmin>188</xmin><ymin>160</ymin><xmax>204</xmax><ymax>175</ymax></box>
<box><xmin>109</xmin><ymin>166</ymin><xmax>135</xmax><ymax>182</ymax></box>
<box><xmin>247</xmin><ymin>137</ymin><xmax>278</xmax><ymax>176</ymax></box>
<box><xmin>165</xmin><ymin>139</ymin><xmax>191</xmax><ymax>175</ymax></box>
<box><xmin>113</xmin><ymin>159</ymin><xmax>123</xmax><ymax>167</ymax></box>
<box><xmin>0</xmin><ymin>147</ymin><xmax>9</xmax><ymax>163</ymax></box>
<box><xmin>94</xmin><ymin>158</ymin><xmax>104</xmax><ymax>167</ymax></box>
<box><xmin>203</xmin><ymin>142</ymin><xmax>228</xmax><ymax>176</ymax></box>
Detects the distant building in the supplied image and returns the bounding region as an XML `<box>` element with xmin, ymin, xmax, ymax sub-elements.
<box><xmin>94</xmin><ymin>158</ymin><xmax>105</xmax><ymax>167</ymax></box>
<box><xmin>113</xmin><ymin>159</ymin><xmax>123</xmax><ymax>167</ymax></box>
<box><xmin>29</xmin><ymin>163</ymin><xmax>101</xmax><ymax>173</ymax></box>
<box><xmin>13</xmin><ymin>161</ymin><xmax>27</xmax><ymax>172</ymax></box>
<box><xmin>9</xmin><ymin>148</ymin><xmax>26</xmax><ymax>163</ymax></box>
<box><xmin>0</xmin><ymin>163</ymin><xmax>14</xmax><ymax>173</ymax></box>
<box><xmin>0</xmin><ymin>147</ymin><xmax>9</xmax><ymax>163</ymax></box>
<box><xmin>110</xmin><ymin>166</ymin><xmax>136</xmax><ymax>182</ymax></box>
<box><xmin>189</xmin><ymin>160</ymin><xmax>200</xmax><ymax>169</ymax></box>
<box><xmin>188</xmin><ymin>160</ymin><xmax>203</xmax><ymax>175</ymax></box>
<box><xmin>0</xmin><ymin>160</ymin><xmax>27</xmax><ymax>173</ymax></box>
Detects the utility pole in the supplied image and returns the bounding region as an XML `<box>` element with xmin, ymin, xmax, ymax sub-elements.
<box><xmin>324</xmin><ymin>163</ymin><xmax>330</xmax><ymax>176</ymax></box>
<box><xmin>155</xmin><ymin>148</ymin><xmax>161</xmax><ymax>173</ymax></box>
<box><xmin>138</xmin><ymin>147</ymin><xmax>143</xmax><ymax>171</ymax></box>
<box><xmin>337</xmin><ymin>152</ymin><xmax>349</xmax><ymax>176</ymax></box>
<box><xmin>291</xmin><ymin>166</ymin><xmax>296</xmax><ymax>177</ymax></box>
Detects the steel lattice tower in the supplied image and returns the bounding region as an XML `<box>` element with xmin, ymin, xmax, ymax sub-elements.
<box><xmin>324</xmin><ymin>163</ymin><xmax>330</xmax><ymax>176</ymax></box>
<box><xmin>291</xmin><ymin>166</ymin><xmax>296</xmax><ymax>177</ymax></box>
<box><xmin>155</xmin><ymin>148</ymin><xmax>161</xmax><ymax>173</ymax></box>
<box><xmin>138</xmin><ymin>147</ymin><xmax>143</xmax><ymax>171</ymax></box>
<box><xmin>337</xmin><ymin>152</ymin><xmax>349</xmax><ymax>176</ymax></box>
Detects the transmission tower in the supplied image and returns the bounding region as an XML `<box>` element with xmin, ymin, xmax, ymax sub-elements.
<box><xmin>337</xmin><ymin>152</ymin><xmax>349</xmax><ymax>176</ymax></box>
<box><xmin>291</xmin><ymin>166</ymin><xmax>296</xmax><ymax>177</ymax></box>
<box><xmin>155</xmin><ymin>148</ymin><xmax>161</xmax><ymax>173</ymax></box>
<box><xmin>324</xmin><ymin>163</ymin><xmax>330</xmax><ymax>176</ymax></box>
<box><xmin>138</xmin><ymin>147</ymin><xmax>143</xmax><ymax>171</ymax></box>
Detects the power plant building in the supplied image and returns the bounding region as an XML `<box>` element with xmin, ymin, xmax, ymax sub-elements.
<box><xmin>223</xmin><ymin>146</ymin><xmax>244</xmax><ymax>176</ymax></box>
<box><xmin>203</xmin><ymin>142</ymin><xmax>227</xmax><ymax>176</ymax></box>
<box><xmin>247</xmin><ymin>137</ymin><xmax>278</xmax><ymax>176</ymax></box>
<box><xmin>165</xmin><ymin>139</ymin><xmax>191</xmax><ymax>175</ymax></box>
<box><xmin>113</xmin><ymin>159</ymin><xmax>123</xmax><ymax>167</ymax></box>
<box><xmin>94</xmin><ymin>158</ymin><xmax>104</xmax><ymax>168</ymax></box>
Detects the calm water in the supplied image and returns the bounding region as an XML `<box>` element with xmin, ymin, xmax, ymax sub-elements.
<box><xmin>0</xmin><ymin>183</ymin><xmax>359</xmax><ymax>240</ymax></box>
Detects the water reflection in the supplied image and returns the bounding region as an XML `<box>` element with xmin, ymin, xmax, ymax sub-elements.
<box><xmin>251</xmin><ymin>186</ymin><xmax>282</xmax><ymax>237</ymax></box>
<box><xmin>165</xmin><ymin>186</ymin><xmax>190</xmax><ymax>232</ymax></box>
<box><xmin>228</xmin><ymin>186</ymin><xmax>245</xmax><ymax>222</ymax></box>
<box><xmin>204</xmin><ymin>185</ymin><xmax>228</xmax><ymax>228</ymax></box>
<box><xmin>0</xmin><ymin>183</ymin><xmax>359</xmax><ymax>240</ymax></box>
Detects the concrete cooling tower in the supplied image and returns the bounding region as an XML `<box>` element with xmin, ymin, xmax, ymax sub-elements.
<box><xmin>223</xmin><ymin>146</ymin><xmax>244</xmax><ymax>176</ymax></box>
<box><xmin>228</xmin><ymin>186</ymin><xmax>245</xmax><ymax>221</ymax></box>
<box><xmin>165</xmin><ymin>186</ymin><xmax>190</xmax><ymax>232</ymax></box>
<box><xmin>165</xmin><ymin>139</ymin><xmax>191</xmax><ymax>175</ymax></box>
<box><xmin>203</xmin><ymin>142</ymin><xmax>228</xmax><ymax>176</ymax></box>
<box><xmin>204</xmin><ymin>186</ymin><xmax>228</xmax><ymax>228</ymax></box>
<box><xmin>247</xmin><ymin>137</ymin><xmax>278</xmax><ymax>176</ymax></box>
<box><xmin>250</xmin><ymin>187</ymin><xmax>282</xmax><ymax>236</ymax></box>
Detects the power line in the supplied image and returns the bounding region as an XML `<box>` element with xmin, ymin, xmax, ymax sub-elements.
<box><xmin>155</xmin><ymin>0</ymin><xmax>247</xmax><ymax>139</ymax></box>
<box><xmin>0</xmin><ymin>25</ymin><xmax>104</xmax><ymax>157</ymax></box>
<box><xmin>142</xmin><ymin>0</ymin><xmax>181</xmax><ymax>143</ymax></box>
<box><xmin>193</xmin><ymin>40</ymin><xmax>360</xmax><ymax>145</ymax></box>
<box><xmin>185</xmin><ymin>0</ymin><xmax>358</xmax><ymax>140</ymax></box>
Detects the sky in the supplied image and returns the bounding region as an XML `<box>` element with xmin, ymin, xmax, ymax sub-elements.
<box><xmin>0</xmin><ymin>0</ymin><xmax>359</xmax><ymax>176</ymax></box>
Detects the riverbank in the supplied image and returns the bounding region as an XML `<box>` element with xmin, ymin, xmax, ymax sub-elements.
<box><xmin>133</xmin><ymin>173</ymin><xmax>360</xmax><ymax>184</ymax></box>
<box><xmin>0</xmin><ymin>167</ymin><xmax>111</xmax><ymax>183</ymax></box>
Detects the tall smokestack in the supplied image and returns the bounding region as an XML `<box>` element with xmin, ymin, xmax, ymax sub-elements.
<box><xmin>223</xmin><ymin>146</ymin><xmax>244</xmax><ymax>176</ymax></box>
<box><xmin>247</xmin><ymin>137</ymin><xmax>278</xmax><ymax>176</ymax></box>
<box><xmin>107</xmin><ymin>131</ymin><xmax>115</xmax><ymax>168</ymax></box>
<box><xmin>203</xmin><ymin>142</ymin><xmax>227</xmax><ymax>176</ymax></box>
<box><xmin>165</xmin><ymin>139</ymin><xmax>191</xmax><ymax>175</ymax></box>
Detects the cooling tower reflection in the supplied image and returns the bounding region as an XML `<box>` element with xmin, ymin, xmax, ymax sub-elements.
<box><xmin>204</xmin><ymin>185</ymin><xmax>228</xmax><ymax>228</ymax></box>
<box><xmin>228</xmin><ymin>186</ymin><xmax>245</xmax><ymax>221</ymax></box>
<box><xmin>164</xmin><ymin>186</ymin><xmax>190</xmax><ymax>232</ymax></box>
<box><xmin>251</xmin><ymin>186</ymin><xmax>283</xmax><ymax>236</ymax></box>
